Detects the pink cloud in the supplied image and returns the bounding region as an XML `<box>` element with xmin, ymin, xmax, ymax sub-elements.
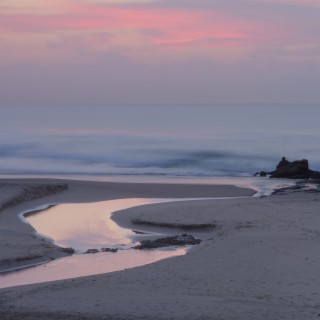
<box><xmin>0</xmin><ymin>3</ymin><xmax>253</xmax><ymax>47</ymax></box>
<box><xmin>0</xmin><ymin>0</ymin><xmax>319</xmax><ymax>64</ymax></box>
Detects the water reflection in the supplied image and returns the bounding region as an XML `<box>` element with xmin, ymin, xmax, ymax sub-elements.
<box><xmin>0</xmin><ymin>249</ymin><xmax>186</xmax><ymax>289</ymax></box>
<box><xmin>0</xmin><ymin>198</ymin><xmax>187</xmax><ymax>289</ymax></box>
<box><xmin>25</xmin><ymin>199</ymin><xmax>165</xmax><ymax>252</ymax></box>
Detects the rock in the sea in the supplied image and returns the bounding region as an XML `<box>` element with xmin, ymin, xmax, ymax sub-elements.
<box><xmin>134</xmin><ymin>234</ymin><xmax>201</xmax><ymax>250</ymax></box>
<box><xmin>270</xmin><ymin>157</ymin><xmax>320</xmax><ymax>179</ymax></box>
<box><xmin>254</xmin><ymin>171</ymin><xmax>268</xmax><ymax>177</ymax></box>
<box><xmin>259</xmin><ymin>171</ymin><xmax>267</xmax><ymax>177</ymax></box>
<box><xmin>271</xmin><ymin>157</ymin><xmax>309</xmax><ymax>178</ymax></box>
<box><xmin>276</xmin><ymin>156</ymin><xmax>290</xmax><ymax>170</ymax></box>
<box><xmin>256</xmin><ymin>157</ymin><xmax>320</xmax><ymax>180</ymax></box>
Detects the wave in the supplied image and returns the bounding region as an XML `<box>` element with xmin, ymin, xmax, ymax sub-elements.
<box><xmin>0</xmin><ymin>142</ymin><xmax>277</xmax><ymax>177</ymax></box>
<box><xmin>1</xmin><ymin>106</ymin><xmax>320</xmax><ymax>178</ymax></box>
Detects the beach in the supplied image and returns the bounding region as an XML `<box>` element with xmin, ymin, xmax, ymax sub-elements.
<box><xmin>0</xmin><ymin>178</ymin><xmax>319</xmax><ymax>319</ymax></box>
<box><xmin>2</xmin><ymin>0</ymin><xmax>320</xmax><ymax>317</ymax></box>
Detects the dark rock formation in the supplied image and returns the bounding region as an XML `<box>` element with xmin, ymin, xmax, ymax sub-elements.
<box><xmin>276</xmin><ymin>157</ymin><xmax>290</xmax><ymax>170</ymax></box>
<box><xmin>59</xmin><ymin>247</ymin><xmax>75</xmax><ymax>255</ymax></box>
<box><xmin>85</xmin><ymin>249</ymin><xmax>99</xmax><ymax>254</ymax></box>
<box><xmin>84</xmin><ymin>248</ymin><xmax>118</xmax><ymax>254</ymax></box>
<box><xmin>101</xmin><ymin>248</ymin><xmax>118</xmax><ymax>253</ymax></box>
<box><xmin>254</xmin><ymin>171</ymin><xmax>268</xmax><ymax>177</ymax></box>
<box><xmin>271</xmin><ymin>157</ymin><xmax>309</xmax><ymax>178</ymax></box>
<box><xmin>134</xmin><ymin>234</ymin><xmax>201</xmax><ymax>250</ymax></box>
<box><xmin>270</xmin><ymin>157</ymin><xmax>320</xmax><ymax>179</ymax></box>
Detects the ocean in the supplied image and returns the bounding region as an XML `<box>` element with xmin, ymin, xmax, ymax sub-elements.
<box><xmin>0</xmin><ymin>104</ymin><xmax>319</xmax><ymax>179</ymax></box>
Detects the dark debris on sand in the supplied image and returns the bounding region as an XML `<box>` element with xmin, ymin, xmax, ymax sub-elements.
<box><xmin>134</xmin><ymin>234</ymin><xmax>201</xmax><ymax>250</ymax></box>
<box><xmin>132</xmin><ymin>218</ymin><xmax>215</xmax><ymax>230</ymax></box>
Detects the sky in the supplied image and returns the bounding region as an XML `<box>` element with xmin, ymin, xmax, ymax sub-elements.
<box><xmin>1</xmin><ymin>0</ymin><xmax>320</xmax><ymax>106</ymax></box>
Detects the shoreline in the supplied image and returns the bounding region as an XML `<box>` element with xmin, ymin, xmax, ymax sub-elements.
<box><xmin>1</xmin><ymin>178</ymin><xmax>320</xmax><ymax>319</ymax></box>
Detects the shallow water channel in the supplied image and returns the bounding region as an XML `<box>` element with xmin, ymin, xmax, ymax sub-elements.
<box><xmin>0</xmin><ymin>199</ymin><xmax>187</xmax><ymax>289</ymax></box>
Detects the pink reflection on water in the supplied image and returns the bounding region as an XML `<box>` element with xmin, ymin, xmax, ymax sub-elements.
<box><xmin>0</xmin><ymin>249</ymin><xmax>186</xmax><ymax>289</ymax></box>
<box><xmin>0</xmin><ymin>198</ymin><xmax>187</xmax><ymax>289</ymax></box>
<box><xmin>25</xmin><ymin>199</ymin><xmax>162</xmax><ymax>251</ymax></box>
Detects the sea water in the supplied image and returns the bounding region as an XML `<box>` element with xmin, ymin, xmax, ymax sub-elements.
<box><xmin>1</xmin><ymin>104</ymin><xmax>319</xmax><ymax>178</ymax></box>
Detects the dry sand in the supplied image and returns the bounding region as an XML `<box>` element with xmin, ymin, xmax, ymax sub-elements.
<box><xmin>0</xmin><ymin>178</ymin><xmax>319</xmax><ymax>319</ymax></box>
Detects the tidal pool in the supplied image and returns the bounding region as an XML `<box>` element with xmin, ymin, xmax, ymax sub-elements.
<box><xmin>24</xmin><ymin>199</ymin><xmax>168</xmax><ymax>252</ymax></box>
<box><xmin>0</xmin><ymin>199</ymin><xmax>186</xmax><ymax>289</ymax></box>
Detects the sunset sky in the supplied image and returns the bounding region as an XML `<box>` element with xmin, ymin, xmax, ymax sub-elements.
<box><xmin>1</xmin><ymin>0</ymin><xmax>320</xmax><ymax>106</ymax></box>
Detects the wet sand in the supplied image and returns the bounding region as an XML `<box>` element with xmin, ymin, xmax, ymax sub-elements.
<box><xmin>1</xmin><ymin>178</ymin><xmax>319</xmax><ymax>319</ymax></box>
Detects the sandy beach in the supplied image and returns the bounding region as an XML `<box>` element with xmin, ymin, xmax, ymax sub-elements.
<box><xmin>3</xmin><ymin>0</ymin><xmax>320</xmax><ymax>318</ymax></box>
<box><xmin>0</xmin><ymin>178</ymin><xmax>319</xmax><ymax>319</ymax></box>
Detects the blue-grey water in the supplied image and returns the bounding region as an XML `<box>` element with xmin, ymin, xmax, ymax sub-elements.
<box><xmin>1</xmin><ymin>104</ymin><xmax>319</xmax><ymax>178</ymax></box>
